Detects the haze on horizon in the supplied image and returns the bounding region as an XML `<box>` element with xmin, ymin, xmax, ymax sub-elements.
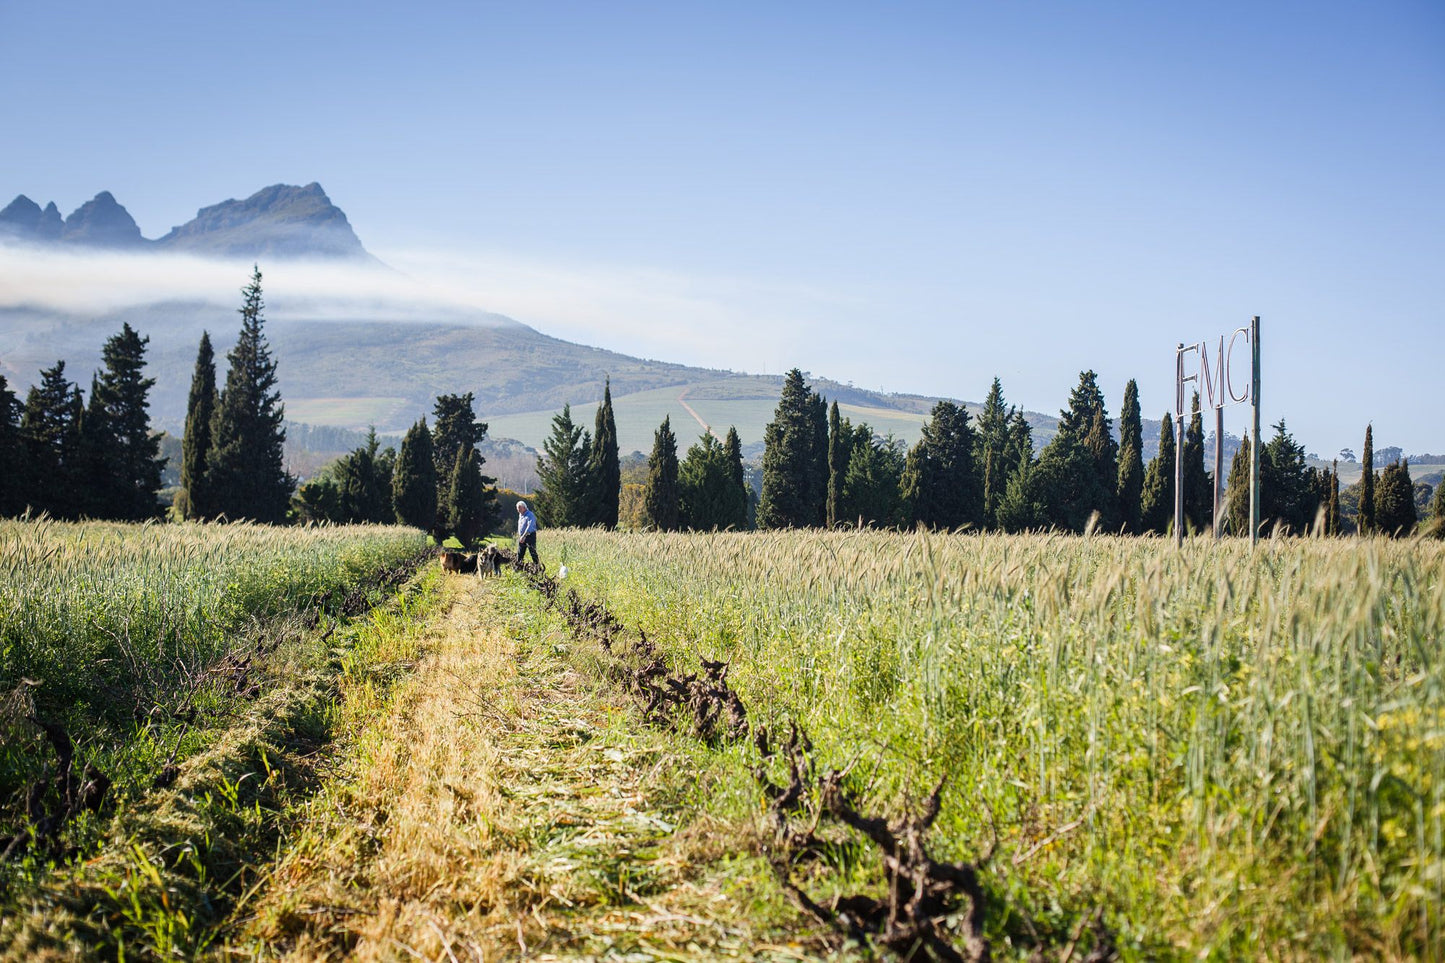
<box><xmin>1</xmin><ymin>1</ymin><xmax>1440</xmax><ymax>458</ymax></box>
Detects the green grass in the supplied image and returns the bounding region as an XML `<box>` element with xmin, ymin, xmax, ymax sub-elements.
<box><xmin>284</xmin><ymin>395</ymin><xmax>409</xmax><ymax>427</ymax></box>
<box><xmin>533</xmin><ymin>528</ymin><xmax>1445</xmax><ymax>960</ymax></box>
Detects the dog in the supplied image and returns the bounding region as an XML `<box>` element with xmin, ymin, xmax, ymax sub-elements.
<box><xmin>476</xmin><ymin>544</ymin><xmax>504</xmax><ymax>577</ymax></box>
<box><xmin>439</xmin><ymin>550</ymin><xmax>478</xmax><ymax>575</ymax></box>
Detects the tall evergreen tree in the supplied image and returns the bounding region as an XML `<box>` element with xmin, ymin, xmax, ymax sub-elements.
<box><xmin>679</xmin><ymin>432</ymin><xmax>746</xmax><ymax>530</ymax></box>
<box><xmin>1327</xmin><ymin>462</ymin><xmax>1341</xmax><ymax>536</ymax></box>
<box><xmin>1260</xmin><ymin>420</ymin><xmax>1313</xmax><ymax>532</ymax></box>
<box><xmin>1035</xmin><ymin>371</ymin><xmax>1117</xmax><ymax>532</ymax></box>
<box><xmin>75</xmin><ymin>374</ymin><xmax>113</xmax><ymax>519</ymax></box>
<box><xmin>19</xmin><ymin>361</ymin><xmax>83</xmax><ymax>517</ymax></box>
<box><xmin>89</xmin><ymin>322</ymin><xmax>163</xmax><ymax>520</ymax></box>
<box><xmin>0</xmin><ymin>374</ymin><xmax>21</xmax><ymax>516</ymax></box>
<box><xmin>1140</xmin><ymin>410</ymin><xmax>1177</xmax><ymax>534</ymax></box>
<box><xmin>724</xmin><ymin>425</ymin><xmax>750</xmax><ymax>529</ymax></box>
<box><xmin>589</xmin><ymin>378</ymin><xmax>621</xmax><ymax>528</ymax></box>
<box><xmin>1374</xmin><ymin>459</ymin><xmax>1416</xmax><ymax>537</ymax></box>
<box><xmin>644</xmin><ymin>415</ymin><xmax>680</xmax><ymax>531</ymax></box>
<box><xmin>392</xmin><ymin>418</ymin><xmax>437</xmax><ymax>530</ymax></box>
<box><xmin>176</xmin><ymin>332</ymin><xmax>217</xmax><ymax>520</ymax></box>
<box><xmin>1116</xmin><ymin>379</ymin><xmax>1144</xmax><ymax>533</ymax></box>
<box><xmin>827</xmin><ymin>400</ymin><xmax>846</xmax><ymax>528</ymax></box>
<box><xmin>1426</xmin><ymin>472</ymin><xmax>1445</xmax><ymax>538</ymax></box>
<box><xmin>841</xmin><ymin>429</ymin><xmax>906</xmax><ymax>528</ymax></box>
<box><xmin>1359</xmin><ymin>424</ymin><xmax>1375</xmax><ymax>534</ymax></box>
<box><xmin>334</xmin><ymin>428</ymin><xmax>390</xmax><ymax>523</ymax></box>
<box><xmin>431</xmin><ymin>393</ymin><xmax>497</xmax><ymax>533</ymax></box>
<box><xmin>533</xmin><ymin>404</ymin><xmax>593</xmax><ymax>527</ymax></box>
<box><xmin>900</xmin><ymin>401</ymin><xmax>982</xmax><ymax>530</ymax></box>
<box><xmin>206</xmin><ymin>267</ymin><xmax>293</xmax><ymax>523</ymax></box>
<box><xmin>758</xmin><ymin>369</ymin><xmax>827</xmax><ymax>529</ymax></box>
<box><xmin>447</xmin><ymin>445</ymin><xmax>489</xmax><ymax>543</ymax></box>
<box><xmin>1180</xmin><ymin>392</ymin><xmax>1211</xmax><ymax>534</ymax></box>
<box><xmin>1224</xmin><ymin>432</ymin><xmax>1252</xmax><ymax>535</ymax></box>
<box><xmin>975</xmin><ymin>378</ymin><xmax>1013</xmax><ymax>530</ymax></box>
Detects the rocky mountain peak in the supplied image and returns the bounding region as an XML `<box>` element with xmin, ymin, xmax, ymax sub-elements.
<box><xmin>60</xmin><ymin>191</ymin><xmax>144</xmax><ymax>247</ymax></box>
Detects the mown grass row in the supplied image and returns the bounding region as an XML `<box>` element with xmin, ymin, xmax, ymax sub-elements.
<box><xmin>541</xmin><ymin>529</ymin><xmax>1445</xmax><ymax>960</ymax></box>
<box><xmin>0</xmin><ymin>518</ymin><xmax>431</xmax><ymax>958</ymax></box>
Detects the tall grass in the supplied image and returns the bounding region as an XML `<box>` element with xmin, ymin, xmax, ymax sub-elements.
<box><xmin>543</xmin><ymin>529</ymin><xmax>1444</xmax><ymax>959</ymax></box>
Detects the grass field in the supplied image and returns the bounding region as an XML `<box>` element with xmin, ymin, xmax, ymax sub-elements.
<box><xmin>536</xmin><ymin>528</ymin><xmax>1445</xmax><ymax>960</ymax></box>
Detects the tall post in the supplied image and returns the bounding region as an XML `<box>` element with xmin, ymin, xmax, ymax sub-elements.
<box><xmin>1214</xmin><ymin>405</ymin><xmax>1224</xmax><ymax>538</ymax></box>
<box><xmin>1174</xmin><ymin>344</ymin><xmax>1186</xmax><ymax>548</ymax></box>
<box><xmin>1249</xmin><ymin>316</ymin><xmax>1261</xmax><ymax>545</ymax></box>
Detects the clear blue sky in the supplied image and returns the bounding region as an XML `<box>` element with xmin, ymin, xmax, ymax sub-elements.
<box><xmin>2</xmin><ymin>1</ymin><xmax>1441</xmax><ymax>456</ymax></box>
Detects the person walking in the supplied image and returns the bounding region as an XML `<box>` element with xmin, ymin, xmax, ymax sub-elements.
<box><xmin>516</xmin><ymin>500</ymin><xmax>540</xmax><ymax>567</ymax></box>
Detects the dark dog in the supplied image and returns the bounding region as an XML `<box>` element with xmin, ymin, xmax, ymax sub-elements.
<box><xmin>440</xmin><ymin>550</ymin><xmax>478</xmax><ymax>575</ymax></box>
<box><xmin>476</xmin><ymin>544</ymin><xmax>504</xmax><ymax>576</ymax></box>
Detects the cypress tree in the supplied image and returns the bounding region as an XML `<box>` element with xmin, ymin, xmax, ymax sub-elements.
<box><xmin>1374</xmin><ymin>459</ymin><xmax>1416</xmax><ymax>537</ymax></box>
<box><xmin>724</xmin><ymin>425</ymin><xmax>749</xmax><ymax>530</ymax></box>
<box><xmin>1426</xmin><ymin>473</ymin><xmax>1445</xmax><ymax>538</ymax></box>
<box><xmin>75</xmin><ymin>374</ymin><xmax>113</xmax><ymax>519</ymax></box>
<box><xmin>1260</xmin><ymin>420</ymin><xmax>1312</xmax><ymax>532</ymax></box>
<box><xmin>758</xmin><ymin>369</ymin><xmax>826</xmax><ymax>529</ymax></box>
<box><xmin>206</xmin><ymin>267</ymin><xmax>293</xmax><ymax>523</ymax></box>
<box><xmin>1035</xmin><ymin>371</ymin><xmax>1118</xmax><ymax>532</ymax></box>
<box><xmin>1116</xmin><ymin>379</ymin><xmax>1144</xmax><ymax>533</ymax></box>
<box><xmin>975</xmin><ymin>378</ymin><xmax>1011</xmax><ymax>530</ymax></box>
<box><xmin>841</xmin><ymin>429</ymin><xmax>906</xmax><ymax>528</ymax></box>
<box><xmin>177</xmin><ymin>332</ymin><xmax>217</xmax><ymax>520</ymax></box>
<box><xmin>827</xmin><ymin>400</ymin><xmax>845</xmax><ymax>528</ymax></box>
<box><xmin>19</xmin><ymin>361</ymin><xmax>83</xmax><ymax>517</ymax></box>
<box><xmin>644</xmin><ymin>415</ymin><xmax>680</xmax><ymax>531</ymax></box>
<box><xmin>589</xmin><ymin>377</ymin><xmax>621</xmax><ymax>528</ymax></box>
<box><xmin>1140</xmin><ymin>411</ymin><xmax>1177</xmax><ymax>534</ymax></box>
<box><xmin>1327</xmin><ymin>462</ymin><xmax>1342</xmax><ymax>536</ymax></box>
<box><xmin>1224</xmin><ymin>432</ymin><xmax>1252</xmax><ymax>535</ymax></box>
<box><xmin>901</xmin><ymin>401</ymin><xmax>981</xmax><ymax>530</ymax></box>
<box><xmin>534</xmin><ymin>404</ymin><xmax>593</xmax><ymax>527</ymax></box>
<box><xmin>1180</xmin><ymin>392</ymin><xmax>1211</xmax><ymax>534</ymax></box>
<box><xmin>447</xmin><ymin>445</ymin><xmax>488</xmax><ymax>543</ymax></box>
<box><xmin>0</xmin><ymin>374</ymin><xmax>20</xmax><ymax>516</ymax></box>
<box><xmin>393</xmin><ymin>418</ymin><xmax>437</xmax><ymax>530</ymax></box>
<box><xmin>334</xmin><ymin>428</ymin><xmax>389</xmax><ymax>522</ymax></box>
<box><xmin>91</xmin><ymin>323</ymin><xmax>163</xmax><ymax>520</ymax></box>
<box><xmin>1359</xmin><ymin>424</ymin><xmax>1375</xmax><ymax>534</ymax></box>
<box><xmin>432</xmin><ymin>393</ymin><xmax>497</xmax><ymax>533</ymax></box>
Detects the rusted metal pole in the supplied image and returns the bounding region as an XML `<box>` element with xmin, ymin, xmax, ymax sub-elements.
<box><xmin>1214</xmin><ymin>404</ymin><xmax>1224</xmax><ymax>537</ymax></box>
<box><xmin>1249</xmin><ymin>316</ymin><xmax>1261</xmax><ymax>545</ymax></box>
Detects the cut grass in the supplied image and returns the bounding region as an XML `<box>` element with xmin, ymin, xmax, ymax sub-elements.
<box><xmin>232</xmin><ymin>574</ymin><xmax>852</xmax><ymax>961</ymax></box>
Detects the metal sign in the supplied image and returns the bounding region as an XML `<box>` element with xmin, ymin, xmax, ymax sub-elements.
<box><xmin>1174</xmin><ymin>317</ymin><xmax>1260</xmax><ymax>545</ymax></box>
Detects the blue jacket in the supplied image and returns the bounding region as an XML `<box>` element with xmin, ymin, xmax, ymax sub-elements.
<box><xmin>517</xmin><ymin>508</ymin><xmax>538</xmax><ymax>539</ymax></box>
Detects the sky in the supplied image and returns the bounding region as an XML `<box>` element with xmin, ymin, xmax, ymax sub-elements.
<box><xmin>1</xmin><ymin>1</ymin><xmax>1441</xmax><ymax>457</ymax></box>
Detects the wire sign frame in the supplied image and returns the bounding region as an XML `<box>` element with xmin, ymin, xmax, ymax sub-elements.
<box><xmin>1175</xmin><ymin>316</ymin><xmax>1260</xmax><ymax>545</ymax></box>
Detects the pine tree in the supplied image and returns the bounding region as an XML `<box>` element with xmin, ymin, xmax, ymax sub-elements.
<box><xmin>533</xmin><ymin>404</ymin><xmax>593</xmax><ymax>527</ymax></box>
<box><xmin>1260</xmin><ymin>420</ymin><xmax>1312</xmax><ymax>532</ymax></box>
<box><xmin>758</xmin><ymin>370</ymin><xmax>827</xmax><ymax>529</ymax></box>
<box><xmin>679</xmin><ymin>432</ymin><xmax>742</xmax><ymax>530</ymax></box>
<box><xmin>827</xmin><ymin>400</ymin><xmax>845</xmax><ymax>528</ymax></box>
<box><xmin>1116</xmin><ymin>379</ymin><xmax>1144</xmax><ymax>533</ymax></box>
<box><xmin>589</xmin><ymin>378</ymin><xmax>621</xmax><ymax>528</ymax></box>
<box><xmin>176</xmin><ymin>332</ymin><xmax>217</xmax><ymax>520</ymax></box>
<box><xmin>0</xmin><ymin>374</ymin><xmax>21</xmax><ymax>516</ymax></box>
<box><xmin>90</xmin><ymin>323</ymin><xmax>163</xmax><ymax>520</ymax></box>
<box><xmin>335</xmin><ymin>428</ymin><xmax>390</xmax><ymax>522</ymax></box>
<box><xmin>392</xmin><ymin>418</ymin><xmax>437</xmax><ymax>530</ymax></box>
<box><xmin>431</xmin><ymin>393</ymin><xmax>497</xmax><ymax>534</ymax></box>
<box><xmin>1035</xmin><ymin>371</ymin><xmax>1118</xmax><ymax>532</ymax></box>
<box><xmin>1359</xmin><ymin>424</ymin><xmax>1375</xmax><ymax>534</ymax></box>
<box><xmin>1140</xmin><ymin>411</ymin><xmax>1177</xmax><ymax>534</ymax></box>
<box><xmin>76</xmin><ymin>374</ymin><xmax>113</xmax><ymax>519</ymax></box>
<box><xmin>841</xmin><ymin>430</ymin><xmax>906</xmax><ymax>528</ymax></box>
<box><xmin>1180</xmin><ymin>392</ymin><xmax>1211</xmax><ymax>534</ymax></box>
<box><xmin>206</xmin><ymin>267</ymin><xmax>293</xmax><ymax>523</ymax></box>
<box><xmin>900</xmin><ymin>401</ymin><xmax>981</xmax><ymax>530</ymax></box>
<box><xmin>19</xmin><ymin>361</ymin><xmax>83</xmax><ymax>517</ymax></box>
<box><xmin>644</xmin><ymin>415</ymin><xmax>680</xmax><ymax>531</ymax></box>
<box><xmin>1374</xmin><ymin>459</ymin><xmax>1416</xmax><ymax>537</ymax></box>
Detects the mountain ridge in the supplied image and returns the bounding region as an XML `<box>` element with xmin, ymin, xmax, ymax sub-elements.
<box><xmin>0</xmin><ymin>183</ymin><xmax>369</xmax><ymax>260</ymax></box>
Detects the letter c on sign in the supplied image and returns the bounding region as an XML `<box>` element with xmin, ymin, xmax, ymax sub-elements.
<box><xmin>1226</xmin><ymin>326</ymin><xmax>1251</xmax><ymax>404</ymax></box>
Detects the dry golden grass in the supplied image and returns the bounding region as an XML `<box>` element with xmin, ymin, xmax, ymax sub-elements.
<box><xmin>230</xmin><ymin>577</ymin><xmax>830</xmax><ymax>962</ymax></box>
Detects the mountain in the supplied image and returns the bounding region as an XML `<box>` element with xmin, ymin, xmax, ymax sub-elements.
<box><xmin>0</xmin><ymin>183</ymin><xmax>369</xmax><ymax>260</ymax></box>
<box><xmin>155</xmin><ymin>183</ymin><xmax>369</xmax><ymax>259</ymax></box>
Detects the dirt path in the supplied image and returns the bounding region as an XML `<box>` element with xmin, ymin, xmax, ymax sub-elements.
<box><xmin>676</xmin><ymin>389</ymin><xmax>721</xmax><ymax>441</ymax></box>
<box><xmin>231</xmin><ymin>578</ymin><xmax>823</xmax><ymax>961</ymax></box>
